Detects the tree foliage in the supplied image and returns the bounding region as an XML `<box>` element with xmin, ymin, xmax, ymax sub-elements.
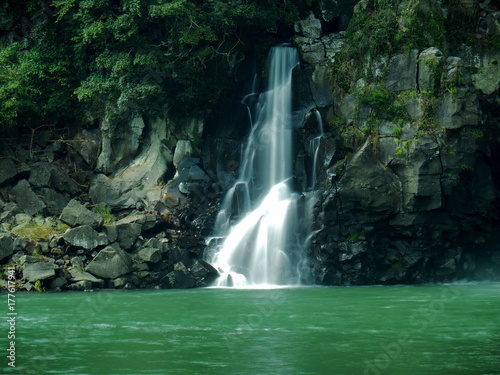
<box><xmin>0</xmin><ymin>0</ymin><xmax>300</xmax><ymax>132</ymax></box>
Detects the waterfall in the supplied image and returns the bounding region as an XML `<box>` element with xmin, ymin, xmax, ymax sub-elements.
<box><xmin>208</xmin><ymin>45</ymin><xmax>310</xmax><ymax>287</ymax></box>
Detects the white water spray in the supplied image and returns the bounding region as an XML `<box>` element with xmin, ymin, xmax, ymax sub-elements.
<box><xmin>208</xmin><ymin>46</ymin><xmax>321</xmax><ymax>287</ymax></box>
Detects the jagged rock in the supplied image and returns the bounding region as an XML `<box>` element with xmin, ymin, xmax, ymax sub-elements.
<box><xmin>11</xmin><ymin>180</ymin><xmax>46</xmax><ymax>216</ymax></box>
<box><xmin>137</xmin><ymin>247</ymin><xmax>162</xmax><ymax>263</ymax></box>
<box><xmin>0</xmin><ymin>158</ymin><xmax>17</xmax><ymax>186</ymax></box>
<box><xmin>0</xmin><ymin>233</ymin><xmax>14</xmax><ymax>261</ymax></box>
<box><xmin>90</xmin><ymin>118</ymin><xmax>173</xmax><ymax>208</ymax></box>
<box><xmin>104</xmin><ymin>222</ymin><xmax>142</xmax><ymax>250</ymax></box>
<box><xmin>113</xmin><ymin>212</ymin><xmax>161</xmax><ymax>233</ymax></box>
<box><xmin>69</xmin><ymin>268</ymin><xmax>102</xmax><ymax>283</ymax></box>
<box><xmin>85</xmin><ymin>244</ymin><xmax>132</xmax><ymax>279</ymax></box>
<box><xmin>97</xmin><ymin>116</ymin><xmax>145</xmax><ymax>174</ymax></box>
<box><xmin>72</xmin><ymin>129</ymin><xmax>100</xmax><ymax>167</ymax></box>
<box><xmin>60</xmin><ymin>199</ymin><xmax>104</xmax><ymax>229</ymax></box>
<box><xmin>28</xmin><ymin>162</ymin><xmax>81</xmax><ymax>195</ymax></box>
<box><xmin>190</xmin><ymin>260</ymin><xmax>219</xmax><ymax>287</ymax></box>
<box><xmin>295</xmin><ymin>12</ymin><xmax>322</xmax><ymax>39</ymax></box>
<box><xmin>23</xmin><ymin>261</ymin><xmax>56</xmax><ymax>282</ymax></box>
<box><xmin>63</xmin><ymin>225</ymin><xmax>108</xmax><ymax>250</ymax></box>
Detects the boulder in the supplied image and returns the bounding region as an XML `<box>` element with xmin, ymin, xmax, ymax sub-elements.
<box><xmin>11</xmin><ymin>180</ymin><xmax>46</xmax><ymax>216</ymax></box>
<box><xmin>190</xmin><ymin>260</ymin><xmax>219</xmax><ymax>287</ymax></box>
<box><xmin>294</xmin><ymin>12</ymin><xmax>322</xmax><ymax>39</ymax></box>
<box><xmin>72</xmin><ymin>129</ymin><xmax>100</xmax><ymax>167</ymax></box>
<box><xmin>69</xmin><ymin>268</ymin><xmax>102</xmax><ymax>283</ymax></box>
<box><xmin>63</xmin><ymin>225</ymin><xmax>108</xmax><ymax>250</ymax></box>
<box><xmin>28</xmin><ymin>162</ymin><xmax>81</xmax><ymax>195</ymax></box>
<box><xmin>60</xmin><ymin>199</ymin><xmax>104</xmax><ymax>229</ymax></box>
<box><xmin>104</xmin><ymin>222</ymin><xmax>142</xmax><ymax>250</ymax></box>
<box><xmin>0</xmin><ymin>233</ymin><xmax>14</xmax><ymax>261</ymax></box>
<box><xmin>85</xmin><ymin>244</ymin><xmax>132</xmax><ymax>279</ymax></box>
<box><xmin>0</xmin><ymin>158</ymin><xmax>17</xmax><ymax>186</ymax></box>
<box><xmin>50</xmin><ymin>277</ymin><xmax>68</xmax><ymax>289</ymax></box>
<box><xmin>23</xmin><ymin>261</ymin><xmax>56</xmax><ymax>282</ymax></box>
<box><xmin>137</xmin><ymin>247</ymin><xmax>162</xmax><ymax>263</ymax></box>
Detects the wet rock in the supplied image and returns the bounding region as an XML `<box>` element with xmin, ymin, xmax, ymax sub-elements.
<box><xmin>23</xmin><ymin>260</ymin><xmax>56</xmax><ymax>282</ymax></box>
<box><xmin>85</xmin><ymin>244</ymin><xmax>132</xmax><ymax>279</ymax></box>
<box><xmin>67</xmin><ymin>280</ymin><xmax>93</xmax><ymax>291</ymax></box>
<box><xmin>11</xmin><ymin>180</ymin><xmax>46</xmax><ymax>216</ymax></box>
<box><xmin>60</xmin><ymin>199</ymin><xmax>104</xmax><ymax>229</ymax></box>
<box><xmin>63</xmin><ymin>225</ymin><xmax>108</xmax><ymax>250</ymax></box>
<box><xmin>0</xmin><ymin>158</ymin><xmax>17</xmax><ymax>186</ymax></box>
<box><xmin>160</xmin><ymin>270</ymin><xmax>195</xmax><ymax>289</ymax></box>
<box><xmin>190</xmin><ymin>259</ymin><xmax>219</xmax><ymax>287</ymax></box>
<box><xmin>50</xmin><ymin>277</ymin><xmax>68</xmax><ymax>289</ymax></box>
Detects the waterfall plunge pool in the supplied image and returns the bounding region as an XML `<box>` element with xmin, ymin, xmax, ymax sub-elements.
<box><xmin>2</xmin><ymin>283</ymin><xmax>499</xmax><ymax>375</ymax></box>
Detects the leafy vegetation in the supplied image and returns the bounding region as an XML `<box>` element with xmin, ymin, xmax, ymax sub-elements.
<box><xmin>94</xmin><ymin>204</ymin><xmax>116</xmax><ymax>224</ymax></box>
<box><xmin>0</xmin><ymin>0</ymin><xmax>302</xmax><ymax>133</ymax></box>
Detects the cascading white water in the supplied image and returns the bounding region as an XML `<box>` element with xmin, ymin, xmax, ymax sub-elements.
<box><xmin>209</xmin><ymin>45</ymin><xmax>315</xmax><ymax>287</ymax></box>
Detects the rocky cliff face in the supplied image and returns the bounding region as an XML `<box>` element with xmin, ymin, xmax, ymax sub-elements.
<box><xmin>294</xmin><ymin>0</ymin><xmax>500</xmax><ymax>284</ymax></box>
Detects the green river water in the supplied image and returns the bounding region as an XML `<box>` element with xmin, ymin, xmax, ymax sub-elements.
<box><xmin>1</xmin><ymin>283</ymin><xmax>499</xmax><ymax>375</ymax></box>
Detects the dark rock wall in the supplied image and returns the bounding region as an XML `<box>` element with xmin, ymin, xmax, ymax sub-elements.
<box><xmin>294</xmin><ymin>0</ymin><xmax>500</xmax><ymax>285</ymax></box>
